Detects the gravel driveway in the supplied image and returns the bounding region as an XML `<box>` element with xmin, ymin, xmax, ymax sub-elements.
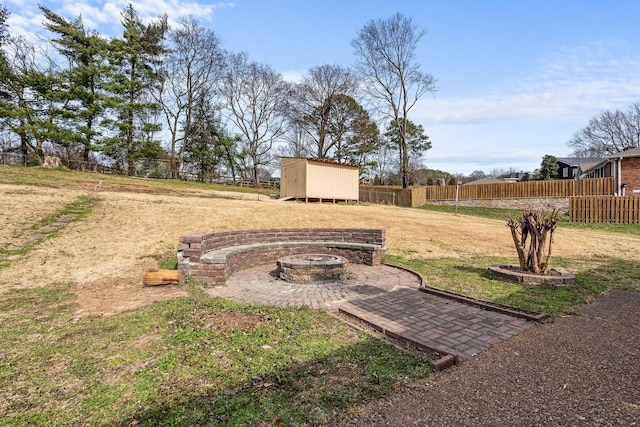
<box><xmin>336</xmin><ymin>288</ymin><xmax>640</xmax><ymax>426</ymax></box>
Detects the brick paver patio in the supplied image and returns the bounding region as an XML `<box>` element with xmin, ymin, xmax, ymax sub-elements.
<box><xmin>206</xmin><ymin>264</ymin><xmax>534</xmax><ymax>362</ymax></box>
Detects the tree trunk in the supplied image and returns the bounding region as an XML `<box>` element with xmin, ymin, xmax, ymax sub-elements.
<box><xmin>506</xmin><ymin>210</ymin><xmax>558</xmax><ymax>274</ymax></box>
<box><xmin>507</xmin><ymin>221</ymin><xmax>527</xmax><ymax>270</ymax></box>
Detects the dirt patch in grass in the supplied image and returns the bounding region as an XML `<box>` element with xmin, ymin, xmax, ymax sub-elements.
<box><xmin>73</xmin><ymin>258</ymin><xmax>187</xmax><ymax>318</ymax></box>
<box><xmin>2</xmin><ymin>182</ymin><xmax>640</xmax><ymax>317</ymax></box>
<box><xmin>203</xmin><ymin>311</ymin><xmax>270</xmax><ymax>333</ymax></box>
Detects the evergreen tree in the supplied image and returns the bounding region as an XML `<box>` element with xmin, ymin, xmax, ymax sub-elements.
<box><xmin>0</xmin><ymin>30</ymin><xmax>61</xmax><ymax>164</ymax></box>
<box><xmin>325</xmin><ymin>94</ymin><xmax>380</xmax><ymax>165</ymax></box>
<box><xmin>534</xmin><ymin>155</ymin><xmax>559</xmax><ymax>180</ymax></box>
<box><xmin>103</xmin><ymin>5</ymin><xmax>167</xmax><ymax>174</ymax></box>
<box><xmin>384</xmin><ymin>118</ymin><xmax>431</xmax><ymax>183</ymax></box>
<box><xmin>183</xmin><ymin>97</ymin><xmax>237</xmax><ymax>182</ymax></box>
<box><xmin>40</xmin><ymin>6</ymin><xmax>110</xmax><ymax>162</ymax></box>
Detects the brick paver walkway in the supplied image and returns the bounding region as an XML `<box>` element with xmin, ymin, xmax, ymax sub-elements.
<box><xmin>207</xmin><ymin>264</ymin><xmax>534</xmax><ymax>362</ymax></box>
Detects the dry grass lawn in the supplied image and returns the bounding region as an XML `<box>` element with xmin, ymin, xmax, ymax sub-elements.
<box><xmin>2</xmin><ymin>180</ymin><xmax>640</xmax><ymax>317</ymax></box>
<box><xmin>0</xmin><ymin>184</ymin><xmax>82</xmax><ymax>248</ymax></box>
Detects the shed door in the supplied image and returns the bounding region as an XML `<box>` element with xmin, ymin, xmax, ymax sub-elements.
<box><xmin>283</xmin><ymin>165</ymin><xmax>303</xmax><ymax>197</ymax></box>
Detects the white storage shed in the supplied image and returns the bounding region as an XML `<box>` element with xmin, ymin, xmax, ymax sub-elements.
<box><xmin>280</xmin><ymin>157</ymin><xmax>360</xmax><ymax>202</ymax></box>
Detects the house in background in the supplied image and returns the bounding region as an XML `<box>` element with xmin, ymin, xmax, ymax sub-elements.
<box><xmin>610</xmin><ymin>147</ymin><xmax>640</xmax><ymax>195</ymax></box>
<box><xmin>280</xmin><ymin>157</ymin><xmax>360</xmax><ymax>202</ymax></box>
<box><xmin>572</xmin><ymin>147</ymin><xmax>640</xmax><ymax>195</ymax></box>
<box><xmin>500</xmin><ymin>171</ymin><xmax>531</xmax><ymax>182</ymax></box>
<box><xmin>579</xmin><ymin>159</ymin><xmax>610</xmax><ymax>179</ymax></box>
<box><xmin>463</xmin><ymin>177</ymin><xmax>505</xmax><ymax>185</ymax></box>
<box><xmin>556</xmin><ymin>157</ymin><xmax>607</xmax><ymax>179</ymax></box>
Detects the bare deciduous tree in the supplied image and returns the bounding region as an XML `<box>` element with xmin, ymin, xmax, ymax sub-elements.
<box><xmin>288</xmin><ymin>64</ymin><xmax>357</xmax><ymax>158</ymax></box>
<box><xmin>221</xmin><ymin>51</ymin><xmax>289</xmax><ymax>186</ymax></box>
<box><xmin>568</xmin><ymin>102</ymin><xmax>640</xmax><ymax>157</ymax></box>
<box><xmin>507</xmin><ymin>210</ymin><xmax>559</xmax><ymax>274</ymax></box>
<box><xmin>278</xmin><ymin>122</ymin><xmax>313</xmax><ymax>158</ymax></box>
<box><xmin>156</xmin><ymin>17</ymin><xmax>223</xmax><ymax>178</ymax></box>
<box><xmin>352</xmin><ymin>13</ymin><xmax>436</xmax><ymax>188</ymax></box>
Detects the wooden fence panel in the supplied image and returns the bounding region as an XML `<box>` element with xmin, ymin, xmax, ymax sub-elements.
<box><xmin>425</xmin><ymin>177</ymin><xmax>614</xmax><ymax>201</ymax></box>
<box><xmin>359</xmin><ymin>188</ymin><xmax>398</xmax><ymax>205</ymax></box>
<box><xmin>360</xmin><ymin>186</ymin><xmax>426</xmax><ymax>207</ymax></box>
<box><xmin>361</xmin><ymin>178</ymin><xmax>616</xmax><ymax>208</ymax></box>
<box><xmin>570</xmin><ymin>196</ymin><xmax>640</xmax><ymax>224</ymax></box>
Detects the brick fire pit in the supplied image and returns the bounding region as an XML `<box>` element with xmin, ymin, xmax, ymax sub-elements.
<box><xmin>276</xmin><ymin>254</ymin><xmax>349</xmax><ymax>283</ymax></box>
<box><xmin>177</xmin><ymin>228</ymin><xmax>385</xmax><ymax>287</ymax></box>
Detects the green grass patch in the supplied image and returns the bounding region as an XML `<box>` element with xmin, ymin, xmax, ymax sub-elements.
<box><xmin>384</xmin><ymin>253</ymin><xmax>630</xmax><ymax>314</ymax></box>
<box><xmin>0</xmin><ymin>281</ymin><xmax>432</xmax><ymax>426</ymax></box>
<box><xmin>35</xmin><ymin>194</ymin><xmax>98</xmax><ymax>228</ymax></box>
<box><xmin>148</xmin><ymin>250</ymin><xmax>180</xmax><ymax>270</ymax></box>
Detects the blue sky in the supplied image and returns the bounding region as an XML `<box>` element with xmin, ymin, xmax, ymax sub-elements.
<box><xmin>5</xmin><ymin>0</ymin><xmax>640</xmax><ymax>175</ymax></box>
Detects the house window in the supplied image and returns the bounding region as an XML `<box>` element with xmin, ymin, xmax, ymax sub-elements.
<box><xmin>562</xmin><ymin>167</ymin><xmax>569</xmax><ymax>178</ymax></box>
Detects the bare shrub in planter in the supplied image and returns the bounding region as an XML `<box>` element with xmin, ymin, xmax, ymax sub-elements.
<box><xmin>506</xmin><ymin>209</ymin><xmax>559</xmax><ymax>274</ymax></box>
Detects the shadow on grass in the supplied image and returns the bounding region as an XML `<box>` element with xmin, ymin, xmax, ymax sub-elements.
<box><xmin>117</xmin><ymin>335</ymin><xmax>431</xmax><ymax>426</ymax></box>
<box><xmin>452</xmin><ymin>264</ymin><xmax>490</xmax><ymax>277</ymax></box>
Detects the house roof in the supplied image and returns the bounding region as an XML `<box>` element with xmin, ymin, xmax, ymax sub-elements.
<box><xmin>280</xmin><ymin>157</ymin><xmax>360</xmax><ymax>168</ymax></box>
<box><xmin>608</xmin><ymin>147</ymin><xmax>640</xmax><ymax>159</ymax></box>
<box><xmin>556</xmin><ymin>157</ymin><xmax>606</xmax><ymax>170</ymax></box>
<box><xmin>580</xmin><ymin>159</ymin><xmax>610</xmax><ymax>176</ymax></box>
<box><xmin>463</xmin><ymin>177</ymin><xmax>505</xmax><ymax>185</ymax></box>
<box><xmin>306</xmin><ymin>158</ymin><xmax>360</xmax><ymax>168</ymax></box>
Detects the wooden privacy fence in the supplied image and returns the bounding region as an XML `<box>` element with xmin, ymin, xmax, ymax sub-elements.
<box><xmin>360</xmin><ymin>186</ymin><xmax>426</xmax><ymax>207</ymax></box>
<box><xmin>569</xmin><ymin>196</ymin><xmax>640</xmax><ymax>224</ymax></box>
<box><xmin>424</xmin><ymin>177</ymin><xmax>614</xmax><ymax>201</ymax></box>
<box><xmin>361</xmin><ymin>177</ymin><xmax>616</xmax><ymax>207</ymax></box>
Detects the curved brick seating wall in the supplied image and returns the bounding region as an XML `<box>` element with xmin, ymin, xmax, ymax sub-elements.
<box><xmin>177</xmin><ymin>228</ymin><xmax>386</xmax><ymax>287</ymax></box>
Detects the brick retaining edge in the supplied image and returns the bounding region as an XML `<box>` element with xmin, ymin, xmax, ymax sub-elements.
<box><xmin>337</xmin><ymin>305</ymin><xmax>460</xmax><ymax>372</ymax></box>
<box><xmin>384</xmin><ymin>262</ymin><xmax>550</xmax><ymax>322</ymax></box>
<box><xmin>178</xmin><ymin>228</ymin><xmax>386</xmax><ymax>287</ymax></box>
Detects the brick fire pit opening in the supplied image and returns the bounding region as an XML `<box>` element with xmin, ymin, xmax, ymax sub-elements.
<box><xmin>276</xmin><ymin>254</ymin><xmax>349</xmax><ymax>283</ymax></box>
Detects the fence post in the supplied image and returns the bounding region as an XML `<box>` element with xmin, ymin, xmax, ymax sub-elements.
<box><xmin>455</xmin><ymin>181</ymin><xmax>461</xmax><ymax>215</ymax></box>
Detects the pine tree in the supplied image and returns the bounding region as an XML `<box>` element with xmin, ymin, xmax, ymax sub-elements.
<box><xmin>103</xmin><ymin>5</ymin><xmax>167</xmax><ymax>175</ymax></box>
<box><xmin>1</xmin><ymin>28</ymin><xmax>60</xmax><ymax>164</ymax></box>
<box><xmin>534</xmin><ymin>155</ymin><xmax>559</xmax><ymax>180</ymax></box>
<box><xmin>40</xmin><ymin>6</ymin><xmax>110</xmax><ymax>163</ymax></box>
<box><xmin>384</xmin><ymin>118</ymin><xmax>431</xmax><ymax>183</ymax></box>
<box><xmin>184</xmin><ymin>97</ymin><xmax>240</xmax><ymax>182</ymax></box>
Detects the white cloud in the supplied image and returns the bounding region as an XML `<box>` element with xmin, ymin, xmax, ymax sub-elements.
<box><xmin>6</xmin><ymin>1</ymin><xmax>235</xmax><ymax>39</ymax></box>
<box><xmin>414</xmin><ymin>41</ymin><xmax>640</xmax><ymax>127</ymax></box>
<box><xmin>281</xmin><ymin>69</ymin><xmax>305</xmax><ymax>83</ymax></box>
<box><xmin>412</xmin><ymin>41</ymin><xmax>640</xmax><ymax>174</ymax></box>
<box><xmin>5</xmin><ymin>3</ymin><xmax>43</xmax><ymax>41</ymax></box>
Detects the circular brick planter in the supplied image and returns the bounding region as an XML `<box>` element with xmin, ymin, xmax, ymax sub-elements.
<box><xmin>488</xmin><ymin>264</ymin><xmax>576</xmax><ymax>287</ymax></box>
<box><xmin>277</xmin><ymin>254</ymin><xmax>349</xmax><ymax>283</ymax></box>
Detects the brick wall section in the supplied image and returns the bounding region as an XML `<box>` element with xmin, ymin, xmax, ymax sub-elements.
<box><xmin>178</xmin><ymin>228</ymin><xmax>386</xmax><ymax>287</ymax></box>
<box><xmin>622</xmin><ymin>158</ymin><xmax>640</xmax><ymax>193</ymax></box>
